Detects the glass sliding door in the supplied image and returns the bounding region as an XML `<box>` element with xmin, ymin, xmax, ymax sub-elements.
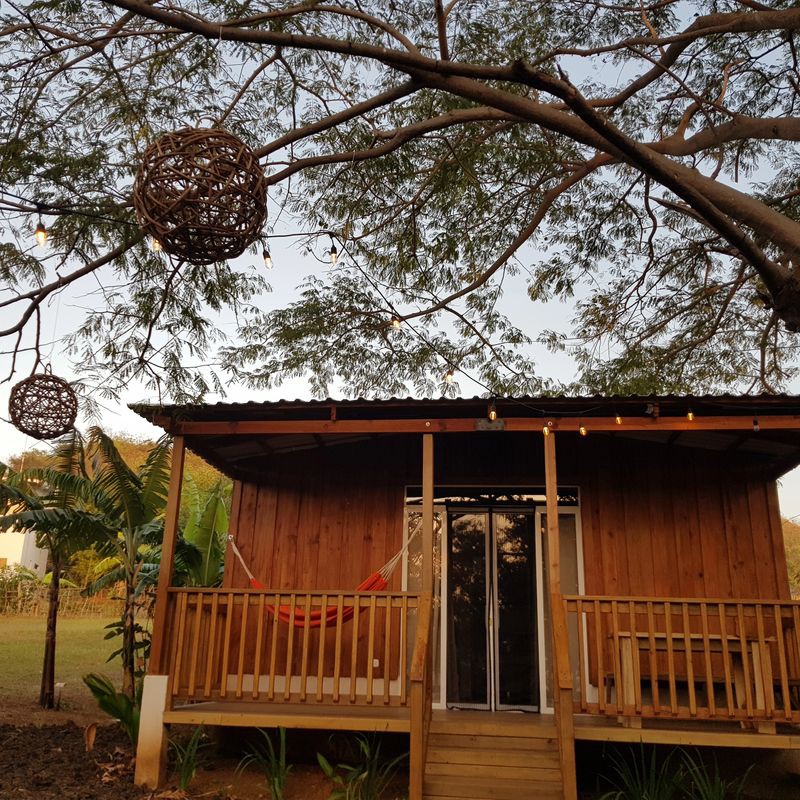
<box><xmin>493</xmin><ymin>512</ymin><xmax>538</xmax><ymax>710</ymax></box>
<box><xmin>446</xmin><ymin>512</ymin><xmax>490</xmax><ymax>708</ymax></box>
<box><xmin>445</xmin><ymin>509</ymin><xmax>539</xmax><ymax>711</ymax></box>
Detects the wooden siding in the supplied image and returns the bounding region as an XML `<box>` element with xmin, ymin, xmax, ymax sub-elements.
<box><xmin>223</xmin><ymin>433</ymin><xmax>790</xmax><ymax>602</ymax></box>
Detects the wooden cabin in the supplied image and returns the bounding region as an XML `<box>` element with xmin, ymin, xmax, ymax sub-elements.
<box><xmin>131</xmin><ymin>395</ymin><xmax>800</xmax><ymax>800</ymax></box>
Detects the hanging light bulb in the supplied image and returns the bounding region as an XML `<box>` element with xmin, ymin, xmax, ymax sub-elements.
<box><xmin>615</xmin><ymin>413</ymin><xmax>622</xmax><ymax>425</ymax></box>
<box><xmin>262</xmin><ymin>247</ymin><xmax>273</xmax><ymax>270</ymax></box>
<box><xmin>150</xmin><ymin>237</ymin><xmax>162</xmax><ymax>252</ymax></box>
<box><xmin>488</xmin><ymin>399</ymin><xmax>497</xmax><ymax>422</ymax></box>
<box><xmin>542</xmin><ymin>425</ymin><xmax>551</xmax><ymax>437</ymax></box>
<box><xmin>687</xmin><ymin>408</ymin><xmax>695</xmax><ymax>422</ymax></box>
<box><xmin>579</xmin><ymin>425</ymin><xmax>588</xmax><ymax>437</ymax></box>
<box><xmin>390</xmin><ymin>315</ymin><xmax>401</xmax><ymax>330</ymax></box>
<box><xmin>34</xmin><ymin>216</ymin><xmax>47</xmax><ymax>247</ymax></box>
<box><xmin>328</xmin><ymin>241</ymin><xmax>338</xmax><ymax>264</ymax></box>
<box><xmin>753</xmin><ymin>417</ymin><xmax>760</xmax><ymax>433</ymax></box>
<box><xmin>444</xmin><ymin>368</ymin><xmax>455</xmax><ymax>384</ymax></box>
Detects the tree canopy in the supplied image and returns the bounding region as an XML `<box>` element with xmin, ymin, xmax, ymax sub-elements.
<box><xmin>2</xmin><ymin>0</ymin><xmax>800</xmax><ymax>401</ymax></box>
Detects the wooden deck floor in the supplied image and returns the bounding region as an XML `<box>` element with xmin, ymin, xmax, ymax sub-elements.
<box><xmin>573</xmin><ymin>714</ymin><xmax>800</xmax><ymax>749</ymax></box>
<box><xmin>164</xmin><ymin>701</ymin><xmax>411</xmax><ymax>732</ymax></box>
<box><xmin>164</xmin><ymin>701</ymin><xmax>800</xmax><ymax>749</ymax></box>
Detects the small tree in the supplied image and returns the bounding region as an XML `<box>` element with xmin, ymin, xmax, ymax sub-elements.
<box><xmin>0</xmin><ymin>432</ymin><xmax>108</xmax><ymax>708</ymax></box>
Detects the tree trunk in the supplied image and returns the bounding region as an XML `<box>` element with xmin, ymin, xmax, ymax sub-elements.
<box><xmin>39</xmin><ymin>556</ymin><xmax>60</xmax><ymax>709</ymax></box>
<box><xmin>121</xmin><ymin>576</ymin><xmax>136</xmax><ymax>699</ymax></box>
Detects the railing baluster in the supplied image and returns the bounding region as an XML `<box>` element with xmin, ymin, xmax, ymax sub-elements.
<box><xmin>333</xmin><ymin>594</ymin><xmax>344</xmax><ymax>702</ymax></box>
<box><xmin>610</xmin><ymin>600</ymin><xmax>622</xmax><ymax>715</ymax></box>
<box><xmin>204</xmin><ymin>592</ymin><xmax>219</xmax><ymax>698</ymax></box>
<box><xmin>400</xmin><ymin>596</ymin><xmax>408</xmax><ymax>706</ymax></box>
<box><xmin>699</xmin><ymin>602</ymin><xmax>715</xmax><ymax>718</ymax></box>
<box><xmin>188</xmin><ymin>592</ymin><xmax>203</xmax><ymax>699</ymax></box>
<box><xmin>300</xmin><ymin>594</ymin><xmax>312</xmax><ymax>702</ymax></box>
<box><xmin>236</xmin><ymin>594</ymin><xmax>250</xmax><ymax>698</ymax></box>
<box><xmin>774</xmin><ymin>605</ymin><xmax>792</xmax><ymax>721</ymax></box>
<box><xmin>350</xmin><ymin>595</ymin><xmax>361</xmax><ymax>703</ymax></box>
<box><xmin>682</xmin><ymin>603</ymin><xmax>697</xmax><ymax>717</ymax></box>
<box><xmin>268</xmin><ymin>593</ymin><xmax>280</xmax><ymax>701</ymax></box>
<box><xmin>718</xmin><ymin>603</ymin><xmax>734</xmax><ymax>718</ymax></box>
<box><xmin>219</xmin><ymin>592</ymin><xmax>234</xmax><ymax>699</ymax></box>
<box><xmin>629</xmin><ymin>600</ymin><xmax>641</xmax><ymax>716</ymax></box>
<box><xmin>593</xmin><ymin>599</ymin><xmax>605</xmax><ymax>715</ymax></box>
<box><xmin>252</xmin><ymin>594</ymin><xmax>265</xmax><ymax>700</ymax></box>
<box><xmin>383</xmin><ymin>598</ymin><xmax>393</xmax><ymax>705</ymax></box>
<box><xmin>646</xmin><ymin>601</ymin><xmax>659</xmax><ymax>714</ymax></box>
<box><xmin>171</xmin><ymin>592</ymin><xmax>189</xmax><ymax>698</ymax></box>
<box><xmin>754</xmin><ymin>604</ymin><xmax>772</xmax><ymax>718</ymax></box>
<box><xmin>737</xmin><ymin>603</ymin><xmax>754</xmax><ymax>719</ymax></box>
<box><xmin>316</xmin><ymin>593</ymin><xmax>328</xmax><ymax>702</ymax></box>
<box><xmin>284</xmin><ymin>594</ymin><xmax>297</xmax><ymax>701</ymax></box>
<box><xmin>664</xmin><ymin>601</ymin><xmax>677</xmax><ymax>716</ymax></box>
<box><xmin>366</xmin><ymin>595</ymin><xmax>377</xmax><ymax>704</ymax></box>
<box><xmin>576</xmin><ymin>599</ymin><xmax>587</xmax><ymax>712</ymax></box>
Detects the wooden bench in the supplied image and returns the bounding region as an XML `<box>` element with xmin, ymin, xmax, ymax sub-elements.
<box><xmin>612</xmin><ymin>631</ymin><xmax>778</xmax><ymax>731</ymax></box>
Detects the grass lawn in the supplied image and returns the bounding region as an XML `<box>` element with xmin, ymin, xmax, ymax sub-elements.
<box><xmin>0</xmin><ymin>615</ymin><xmax>119</xmax><ymax>723</ymax></box>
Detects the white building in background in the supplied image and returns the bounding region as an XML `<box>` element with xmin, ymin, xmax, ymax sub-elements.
<box><xmin>0</xmin><ymin>530</ymin><xmax>48</xmax><ymax>576</ymax></box>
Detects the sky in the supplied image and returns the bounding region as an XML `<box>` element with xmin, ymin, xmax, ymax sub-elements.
<box><xmin>1</xmin><ymin>230</ymin><xmax>799</xmax><ymax>522</ymax></box>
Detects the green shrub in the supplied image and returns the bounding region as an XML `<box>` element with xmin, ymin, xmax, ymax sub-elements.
<box><xmin>318</xmin><ymin>734</ymin><xmax>407</xmax><ymax>800</ymax></box>
<box><xmin>170</xmin><ymin>725</ymin><xmax>209</xmax><ymax>791</ymax></box>
<box><xmin>238</xmin><ymin>727</ymin><xmax>291</xmax><ymax>799</ymax></box>
<box><xmin>598</xmin><ymin>746</ymin><xmax>682</xmax><ymax>800</ymax></box>
<box><xmin>82</xmin><ymin>672</ymin><xmax>140</xmax><ymax>744</ymax></box>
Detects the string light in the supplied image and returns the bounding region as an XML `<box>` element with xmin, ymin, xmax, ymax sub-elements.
<box><xmin>615</xmin><ymin>413</ymin><xmax>622</xmax><ymax>425</ymax></box>
<box><xmin>488</xmin><ymin>399</ymin><xmax>497</xmax><ymax>422</ymax></box>
<box><xmin>542</xmin><ymin>425</ymin><xmax>551</xmax><ymax>437</ymax></box>
<box><xmin>262</xmin><ymin>247</ymin><xmax>273</xmax><ymax>270</ymax></box>
<box><xmin>390</xmin><ymin>315</ymin><xmax>401</xmax><ymax>330</ymax></box>
<box><xmin>444</xmin><ymin>368</ymin><xmax>455</xmax><ymax>384</ymax></box>
<box><xmin>753</xmin><ymin>417</ymin><xmax>760</xmax><ymax>432</ymax></box>
<box><xmin>150</xmin><ymin>238</ymin><xmax>162</xmax><ymax>252</ymax></box>
<box><xmin>328</xmin><ymin>237</ymin><xmax>338</xmax><ymax>265</ymax></box>
<box><xmin>579</xmin><ymin>425</ymin><xmax>588</xmax><ymax>437</ymax></box>
<box><xmin>34</xmin><ymin>216</ymin><xmax>47</xmax><ymax>247</ymax></box>
<box><xmin>687</xmin><ymin>408</ymin><xmax>695</xmax><ymax>422</ymax></box>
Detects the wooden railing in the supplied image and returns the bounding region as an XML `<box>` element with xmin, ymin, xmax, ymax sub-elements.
<box><xmin>564</xmin><ymin>596</ymin><xmax>800</xmax><ymax>724</ymax></box>
<box><xmin>409</xmin><ymin>592</ymin><xmax>434</xmax><ymax>800</ymax></box>
<box><xmin>160</xmin><ymin>588</ymin><xmax>421</xmax><ymax>707</ymax></box>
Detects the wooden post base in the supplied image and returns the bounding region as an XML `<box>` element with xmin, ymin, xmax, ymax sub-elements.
<box><xmin>134</xmin><ymin>675</ymin><xmax>170</xmax><ymax>789</ymax></box>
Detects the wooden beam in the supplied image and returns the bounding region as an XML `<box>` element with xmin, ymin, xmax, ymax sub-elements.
<box><xmin>422</xmin><ymin>434</ymin><xmax>434</xmax><ymax>593</ymax></box>
<box><xmin>543</xmin><ymin>432</ymin><xmax>578</xmax><ymax>800</ymax></box>
<box><xmin>149</xmin><ymin>435</ymin><xmax>186</xmax><ymax>674</ymax></box>
<box><xmin>170</xmin><ymin>415</ymin><xmax>800</xmax><ymax>436</ymax></box>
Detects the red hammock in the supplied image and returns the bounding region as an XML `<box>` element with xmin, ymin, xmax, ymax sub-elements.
<box><xmin>227</xmin><ymin>530</ymin><xmax>414</xmax><ymax>629</ymax></box>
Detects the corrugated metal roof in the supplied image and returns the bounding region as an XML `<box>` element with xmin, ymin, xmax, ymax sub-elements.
<box><xmin>130</xmin><ymin>392</ymin><xmax>800</xmax><ymax>423</ymax></box>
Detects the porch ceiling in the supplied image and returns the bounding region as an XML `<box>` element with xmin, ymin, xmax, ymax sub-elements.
<box><xmin>129</xmin><ymin>393</ymin><xmax>800</xmax><ymax>481</ymax></box>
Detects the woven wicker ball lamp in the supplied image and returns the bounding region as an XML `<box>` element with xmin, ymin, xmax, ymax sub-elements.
<box><xmin>133</xmin><ymin>127</ymin><xmax>267</xmax><ymax>264</ymax></box>
<box><xmin>8</xmin><ymin>369</ymin><xmax>78</xmax><ymax>440</ymax></box>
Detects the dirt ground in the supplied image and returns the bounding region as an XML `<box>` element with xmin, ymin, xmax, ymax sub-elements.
<box><xmin>0</xmin><ymin>691</ymin><xmax>407</xmax><ymax>800</ymax></box>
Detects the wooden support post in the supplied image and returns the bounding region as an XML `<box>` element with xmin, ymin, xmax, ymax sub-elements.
<box><xmin>543</xmin><ymin>432</ymin><xmax>578</xmax><ymax>800</ymax></box>
<box><xmin>149</xmin><ymin>435</ymin><xmax>186</xmax><ymax>675</ymax></box>
<box><xmin>422</xmin><ymin>433</ymin><xmax>434</xmax><ymax>594</ymax></box>
<box><xmin>134</xmin><ymin>674</ymin><xmax>170</xmax><ymax>788</ymax></box>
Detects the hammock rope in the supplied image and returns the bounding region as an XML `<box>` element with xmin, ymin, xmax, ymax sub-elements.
<box><xmin>227</xmin><ymin>520</ymin><xmax>421</xmax><ymax>628</ymax></box>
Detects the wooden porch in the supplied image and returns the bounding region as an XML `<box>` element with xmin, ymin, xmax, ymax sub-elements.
<box><xmin>131</xmin><ymin>397</ymin><xmax>800</xmax><ymax>799</ymax></box>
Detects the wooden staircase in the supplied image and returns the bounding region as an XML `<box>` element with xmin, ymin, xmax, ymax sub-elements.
<box><xmin>423</xmin><ymin>711</ymin><xmax>564</xmax><ymax>800</ymax></box>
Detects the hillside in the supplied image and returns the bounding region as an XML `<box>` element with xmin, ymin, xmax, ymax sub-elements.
<box><xmin>784</xmin><ymin>518</ymin><xmax>800</xmax><ymax>598</ymax></box>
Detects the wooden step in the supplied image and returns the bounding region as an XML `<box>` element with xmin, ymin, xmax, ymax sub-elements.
<box><xmin>423</xmin><ymin>712</ymin><xmax>563</xmax><ymax>800</ymax></box>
